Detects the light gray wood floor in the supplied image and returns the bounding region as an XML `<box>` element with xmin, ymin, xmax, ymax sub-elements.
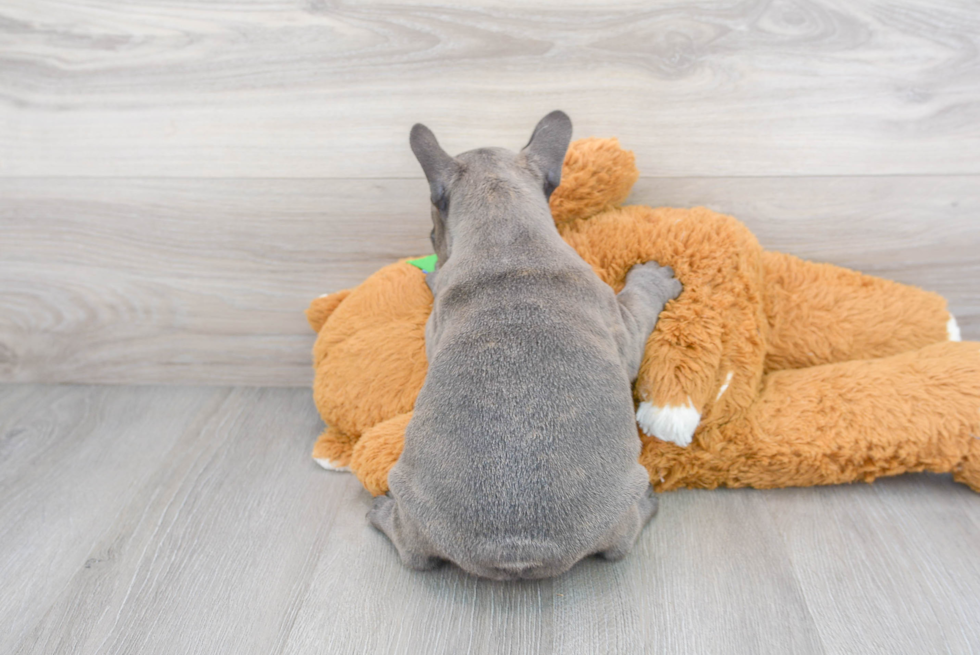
<box><xmin>3</xmin><ymin>383</ymin><xmax>979</xmax><ymax>655</ymax></box>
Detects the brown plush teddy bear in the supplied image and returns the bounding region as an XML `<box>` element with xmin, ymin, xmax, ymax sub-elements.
<box><xmin>307</xmin><ymin>138</ymin><xmax>980</xmax><ymax>496</ymax></box>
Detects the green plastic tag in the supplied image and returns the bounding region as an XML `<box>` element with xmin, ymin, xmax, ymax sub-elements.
<box><xmin>406</xmin><ymin>254</ymin><xmax>438</xmax><ymax>273</ymax></box>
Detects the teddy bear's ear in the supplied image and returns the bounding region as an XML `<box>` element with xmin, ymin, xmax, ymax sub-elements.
<box><xmin>550</xmin><ymin>138</ymin><xmax>640</xmax><ymax>227</ymax></box>
<box><xmin>305</xmin><ymin>289</ymin><xmax>352</xmax><ymax>332</ymax></box>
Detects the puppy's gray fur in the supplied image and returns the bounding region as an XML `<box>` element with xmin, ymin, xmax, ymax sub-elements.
<box><xmin>369</xmin><ymin>111</ymin><xmax>682</xmax><ymax>580</ymax></box>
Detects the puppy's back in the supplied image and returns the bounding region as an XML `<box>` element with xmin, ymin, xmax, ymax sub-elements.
<box><xmin>389</xmin><ymin>259</ymin><xmax>648</xmax><ymax>574</ymax></box>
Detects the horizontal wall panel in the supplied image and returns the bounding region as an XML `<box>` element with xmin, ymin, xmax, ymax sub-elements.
<box><xmin>2</xmin><ymin>0</ymin><xmax>979</xmax><ymax>177</ymax></box>
<box><xmin>1</xmin><ymin>174</ymin><xmax>976</xmax><ymax>386</ymax></box>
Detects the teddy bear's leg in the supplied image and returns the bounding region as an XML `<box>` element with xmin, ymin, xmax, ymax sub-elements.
<box><xmin>305</xmin><ymin>289</ymin><xmax>351</xmax><ymax>332</ymax></box>
<box><xmin>311</xmin><ymin>426</ymin><xmax>356</xmax><ymax>472</ymax></box>
<box><xmin>754</xmin><ymin>341</ymin><xmax>980</xmax><ymax>489</ymax></box>
<box><xmin>677</xmin><ymin>341</ymin><xmax>980</xmax><ymax>491</ymax></box>
<box><xmin>952</xmin><ymin>437</ymin><xmax>980</xmax><ymax>493</ymax></box>
<box><xmin>762</xmin><ymin>251</ymin><xmax>956</xmax><ymax>372</ymax></box>
<box><xmin>641</xmin><ymin>341</ymin><xmax>980</xmax><ymax>492</ymax></box>
<box><xmin>349</xmin><ymin>412</ymin><xmax>412</xmax><ymax>496</ymax></box>
<box><xmin>367</xmin><ymin>494</ymin><xmax>443</xmax><ymax>570</ymax></box>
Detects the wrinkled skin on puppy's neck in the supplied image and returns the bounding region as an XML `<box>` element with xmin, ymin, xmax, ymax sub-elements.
<box><xmin>429</xmin><ymin>146</ymin><xmax>568</xmax><ymax>275</ymax></box>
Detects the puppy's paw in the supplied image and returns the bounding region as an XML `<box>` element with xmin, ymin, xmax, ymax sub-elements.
<box><xmin>367</xmin><ymin>493</ymin><xmax>394</xmax><ymax>530</ymax></box>
<box><xmin>627</xmin><ymin>261</ymin><xmax>683</xmax><ymax>301</ymax></box>
<box><xmin>636</xmin><ymin>399</ymin><xmax>700</xmax><ymax>447</ymax></box>
<box><xmin>368</xmin><ymin>495</ymin><xmax>443</xmax><ymax>571</ymax></box>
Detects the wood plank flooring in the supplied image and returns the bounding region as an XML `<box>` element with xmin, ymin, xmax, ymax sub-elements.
<box><xmin>3</xmin><ymin>383</ymin><xmax>979</xmax><ymax>654</ymax></box>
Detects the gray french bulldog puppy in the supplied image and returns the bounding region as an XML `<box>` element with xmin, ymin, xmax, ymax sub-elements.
<box><xmin>368</xmin><ymin>111</ymin><xmax>682</xmax><ymax>580</ymax></box>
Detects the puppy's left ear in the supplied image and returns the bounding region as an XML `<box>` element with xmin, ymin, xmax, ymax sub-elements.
<box><xmin>522</xmin><ymin>110</ymin><xmax>573</xmax><ymax>199</ymax></box>
<box><xmin>410</xmin><ymin>123</ymin><xmax>457</xmax><ymax>211</ymax></box>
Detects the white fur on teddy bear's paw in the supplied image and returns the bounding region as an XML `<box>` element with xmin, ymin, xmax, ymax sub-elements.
<box><xmin>948</xmin><ymin>313</ymin><xmax>961</xmax><ymax>342</ymax></box>
<box><xmin>314</xmin><ymin>458</ymin><xmax>351</xmax><ymax>473</ymax></box>
<box><xmin>636</xmin><ymin>399</ymin><xmax>701</xmax><ymax>447</ymax></box>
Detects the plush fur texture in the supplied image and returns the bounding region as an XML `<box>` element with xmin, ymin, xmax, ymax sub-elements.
<box><xmin>308</xmin><ymin>137</ymin><xmax>980</xmax><ymax>497</ymax></box>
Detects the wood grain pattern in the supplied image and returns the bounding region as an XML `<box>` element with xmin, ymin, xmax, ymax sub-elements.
<box><xmin>2</xmin><ymin>1</ymin><xmax>980</xmax><ymax>177</ymax></box>
<box><xmin>0</xmin><ymin>177</ymin><xmax>430</xmax><ymax>386</ymax></box>
<box><xmin>3</xmin><ymin>0</ymin><xmax>979</xmax><ymax>385</ymax></box>
<box><xmin>8</xmin><ymin>385</ymin><xmax>339</xmax><ymax>655</ymax></box>
<box><xmin>282</xmin><ymin>480</ymin><xmax>558</xmax><ymax>655</ymax></box>
<box><xmin>3</xmin><ymin>2</ymin><xmax>979</xmax><ymax>651</ymax></box>
<box><xmin>3</xmin><ymin>383</ymin><xmax>979</xmax><ymax>654</ymax></box>
<box><xmin>1</xmin><ymin>175</ymin><xmax>976</xmax><ymax>386</ymax></box>
<box><xmin>764</xmin><ymin>477</ymin><xmax>980</xmax><ymax>652</ymax></box>
<box><xmin>0</xmin><ymin>384</ymin><xmax>225</xmax><ymax>654</ymax></box>
<box><xmin>550</xmin><ymin>488</ymin><xmax>824</xmax><ymax>654</ymax></box>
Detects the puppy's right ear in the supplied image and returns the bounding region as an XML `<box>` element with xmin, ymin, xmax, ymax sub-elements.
<box><xmin>522</xmin><ymin>110</ymin><xmax>572</xmax><ymax>200</ymax></box>
<box><xmin>410</xmin><ymin>124</ymin><xmax>457</xmax><ymax>211</ymax></box>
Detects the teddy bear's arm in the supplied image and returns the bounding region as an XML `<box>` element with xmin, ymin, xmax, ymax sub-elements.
<box><xmin>633</xmin><ymin>309</ymin><xmax>726</xmax><ymax>449</ymax></box>
<box><xmin>560</xmin><ymin>205</ymin><xmax>749</xmax><ymax>450</ymax></box>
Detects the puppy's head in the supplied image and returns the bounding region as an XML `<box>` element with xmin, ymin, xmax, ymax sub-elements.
<box><xmin>409</xmin><ymin>111</ymin><xmax>573</xmax><ymax>263</ymax></box>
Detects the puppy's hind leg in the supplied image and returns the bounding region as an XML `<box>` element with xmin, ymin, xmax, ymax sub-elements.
<box><xmin>368</xmin><ymin>494</ymin><xmax>443</xmax><ymax>570</ymax></box>
<box><xmin>594</xmin><ymin>485</ymin><xmax>659</xmax><ymax>562</ymax></box>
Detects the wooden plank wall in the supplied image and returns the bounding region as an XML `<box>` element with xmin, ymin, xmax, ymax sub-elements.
<box><xmin>1</xmin><ymin>0</ymin><xmax>978</xmax><ymax>386</ymax></box>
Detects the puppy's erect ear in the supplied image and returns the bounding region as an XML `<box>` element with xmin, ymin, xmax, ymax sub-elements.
<box><xmin>410</xmin><ymin>123</ymin><xmax>457</xmax><ymax>210</ymax></box>
<box><xmin>522</xmin><ymin>110</ymin><xmax>573</xmax><ymax>199</ymax></box>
